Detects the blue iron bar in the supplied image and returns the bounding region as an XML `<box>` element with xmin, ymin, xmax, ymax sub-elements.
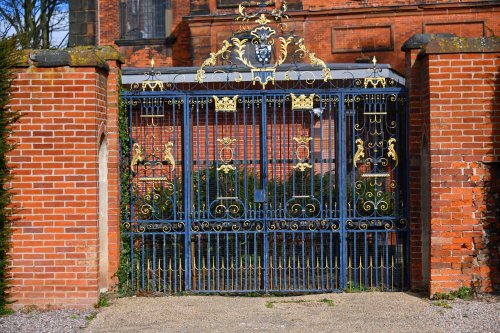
<box><xmin>253</xmin><ymin>233</ymin><xmax>258</xmax><ymax>290</ymax></box>
<box><xmin>311</xmin><ymin>231</ymin><xmax>316</xmax><ymax>289</ymax></box>
<box><xmin>141</xmin><ymin>234</ymin><xmax>145</xmax><ymax>290</ymax></box>
<box><xmin>364</xmin><ymin>232</ymin><xmax>368</xmax><ymax>288</ymax></box>
<box><xmin>301</xmin><ymin>232</ymin><xmax>305</xmax><ymax>289</ymax></box>
<box><xmin>292</xmin><ymin>233</ymin><xmax>297</xmax><ymax>289</ymax></box>
<box><xmin>173</xmin><ymin>233</ymin><xmax>178</xmax><ymax>293</ymax></box>
<box><xmin>195</xmin><ymin>96</ymin><xmax>201</xmax><ymax>221</ymax></box>
<box><xmin>172</xmin><ymin>101</ymin><xmax>178</xmax><ymax>221</ymax></box>
<box><xmin>353</xmin><ymin>231</ymin><xmax>357</xmax><ymax>286</ymax></box>
<box><xmin>204</xmin><ymin>98</ymin><xmax>210</xmax><ymax>217</ymax></box>
<box><xmin>214</xmin><ymin>97</ymin><xmax>220</xmax><ymax>202</ymax></box>
<box><xmin>261</xmin><ymin>96</ymin><xmax>269</xmax><ymax>292</ymax></box>
<box><xmin>216</xmin><ymin>234</ymin><xmax>220</xmax><ymax>291</ymax></box>
<box><xmin>320</xmin><ymin>232</ymin><xmax>324</xmax><ymax>289</ymax></box>
<box><xmin>338</xmin><ymin>91</ymin><xmax>347</xmax><ymax>289</ymax></box>
<box><xmin>207</xmin><ymin>233</ymin><xmax>212</xmax><ymax>290</ymax></box>
<box><xmin>153</xmin><ymin>234</ymin><xmax>157</xmax><ymax>291</ymax></box>
<box><xmin>329</xmin><ymin>233</ymin><xmax>334</xmax><ymax>289</ymax></box>
<box><xmin>242</xmin><ymin>97</ymin><xmax>249</xmax><ymax>219</ymax></box>
<box><xmin>282</xmin><ymin>232</ymin><xmax>287</xmax><ymax>289</ymax></box>
<box><xmin>183</xmin><ymin>96</ymin><xmax>193</xmax><ymax>290</ymax></box>
<box><xmin>375</xmin><ymin>232</ymin><xmax>379</xmax><ymax>288</ymax></box>
<box><xmin>197</xmin><ymin>234</ymin><xmax>201</xmax><ymax>290</ymax></box>
<box><xmin>163</xmin><ymin>234</ymin><xmax>167</xmax><ymax>292</ymax></box>
<box><xmin>273</xmin><ymin>233</ymin><xmax>278</xmax><ymax>288</ymax></box>
<box><xmin>385</xmin><ymin>231</ymin><xmax>389</xmax><ymax>289</ymax></box>
<box><xmin>121</xmin><ymin>87</ymin><xmax>407</xmax><ymax>98</ymax></box>
<box><xmin>327</xmin><ymin>95</ymin><xmax>335</xmax><ymax>219</ymax></box>
<box><xmin>244</xmin><ymin>234</ymin><xmax>249</xmax><ymax>290</ymax></box>
<box><xmin>235</xmin><ymin>233</ymin><xmax>239</xmax><ymax>289</ymax></box>
<box><xmin>225</xmin><ymin>234</ymin><xmax>229</xmax><ymax>290</ymax></box>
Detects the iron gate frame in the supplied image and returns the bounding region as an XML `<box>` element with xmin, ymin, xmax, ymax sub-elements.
<box><xmin>121</xmin><ymin>84</ymin><xmax>410</xmax><ymax>294</ymax></box>
<box><xmin>121</xmin><ymin>0</ymin><xmax>409</xmax><ymax>294</ymax></box>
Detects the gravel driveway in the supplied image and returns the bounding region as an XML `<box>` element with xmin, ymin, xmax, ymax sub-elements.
<box><xmin>1</xmin><ymin>293</ymin><xmax>498</xmax><ymax>333</ymax></box>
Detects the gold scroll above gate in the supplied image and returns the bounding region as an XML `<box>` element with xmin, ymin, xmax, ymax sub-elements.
<box><xmin>194</xmin><ymin>1</ymin><xmax>332</xmax><ymax>89</ymax></box>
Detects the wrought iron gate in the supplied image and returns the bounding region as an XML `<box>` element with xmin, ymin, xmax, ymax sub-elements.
<box><xmin>121</xmin><ymin>0</ymin><xmax>408</xmax><ymax>294</ymax></box>
<box><xmin>122</xmin><ymin>87</ymin><xmax>408</xmax><ymax>293</ymax></box>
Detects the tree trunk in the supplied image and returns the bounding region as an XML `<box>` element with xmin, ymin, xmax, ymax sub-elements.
<box><xmin>41</xmin><ymin>0</ymin><xmax>49</xmax><ymax>49</ymax></box>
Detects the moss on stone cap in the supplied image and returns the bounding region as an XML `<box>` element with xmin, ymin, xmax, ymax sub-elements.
<box><xmin>17</xmin><ymin>46</ymin><xmax>124</xmax><ymax>70</ymax></box>
<box><xmin>423</xmin><ymin>37</ymin><xmax>500</xmax><ymax>54</ymax></box>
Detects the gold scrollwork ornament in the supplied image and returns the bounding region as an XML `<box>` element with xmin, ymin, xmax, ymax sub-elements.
<box><xmin>292</xmin><ymin>135</ymin><xmax>312</xmax><ymax>171</ymax></box>
<box><xmin>387</xmin><ymin>138</ymin><xmax>399</xmax><ymax>166</ymax></box>
<box><xmin>353</xmin><ymin>139</ymin><xmax>365</xmax><ymax>167</ymax></box>
<box><xmin>131</xmin><ymin>143</ymin><xmax>145</xmax><ymax>169</ymax></box>
<box><xmin>163</xmin><ymin>141</ymin><xmax>176</xmax><ymax>171</ymax></box>
<box><xmin>217</xmin><ymin>137</ymin><xmax>237</xmax><ymax>174</ymax></box>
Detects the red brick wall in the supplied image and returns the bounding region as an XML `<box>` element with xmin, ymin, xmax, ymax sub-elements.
<box><xmin>94</xmin><ymin>1</ymin><xmax>498</xmax><ymax>69</ymax></box>
<box><xmin>8</xmin><ymin>58</ymin><xmax>121</xmax><ymax>308</ymax></box>
<box><xmin>189</xmin><ymin>4</ymin><xmax>499</xmax><ymax>72</ymax></box>
<box><xmin>410</xmin><ymin>48</ymin><xmax>500</xmax><ymax>295</ymax></box>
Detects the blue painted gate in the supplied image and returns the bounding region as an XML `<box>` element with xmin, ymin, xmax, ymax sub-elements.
<box><xmin>122</xmin><ymin>84</ymin><xmax>409</xmax><ymax>293</ymax></box>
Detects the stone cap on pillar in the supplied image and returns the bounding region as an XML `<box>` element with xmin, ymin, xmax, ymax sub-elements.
<box><xmin>17</xmin><ymin>46</ymin><xmax>124</xmax><ymax>70</ymax></box>
<box><xmin>402</xmin><ymin>34</ymin><xmax>500</xmax><ymax>55</ymax></box>
<box><xmin>401</xmin><ymin>33</ymin><xmax>456</xmax><ymax>51</ymax></box>
<box><xmin>423</xmin><ymin>36</ymin><xmax>500</xmax><ymax>54</ymax></box>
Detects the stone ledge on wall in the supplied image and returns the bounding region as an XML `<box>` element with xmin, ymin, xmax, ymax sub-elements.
<box><xmin>402</xmin><ymin>35</ymin><xmax>500</xmax><ymax>54</ymax></box>
<box><xmin>424</xmin><ymin>36</ymin><xmax>500</xmax><ymax>54</ymax></box>
<box><xmin>17</xmin><ymin>46</ymin><xmax>124</xmax><ymax>70</ymax></box>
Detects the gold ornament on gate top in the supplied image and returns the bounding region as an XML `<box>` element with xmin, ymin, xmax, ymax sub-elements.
<box><xmin>194</xmin><ymin>0</ymin><xmax>333</xmax><ymax>89</ymax></box>
<box><xmin>214</xmin><ymin>95</ymin><xmax>239</xmax><ymax>112</ymax></box>
<box><xmin>140</xmin><ymin>58</ymin><xmax>165</xmax><ymax>92</ymax></box>
<box><xmin>364</xmin><ymin>56</ymin><xmax>386</xmax><ymax>89</ymax></box>
<box><xmin>291</xmin><ymin>93</ymin><xmax>315</xmax><ymax>110</ymax></box>
<box><xmin>292</xmin><ymin>136</ymin><xmax>312</xmax><ymax>172</ymax></box>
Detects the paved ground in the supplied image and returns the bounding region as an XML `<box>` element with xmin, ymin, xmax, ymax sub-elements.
<box><xmin>84</xmin><ymin>293</ymin><xmax>500</xmax><ymax>333</ymax></box>
<box><xmin>1</xmin><ymin>292</ymin><xmax>498</xmax><ymax>333</ymax></box>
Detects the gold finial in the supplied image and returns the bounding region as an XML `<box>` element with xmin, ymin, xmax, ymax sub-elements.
<box><xmin>151</xmin><ymin>58</ymin><xmax>155</xmax><ymax>69</ymax></box>
<box><xmin>372</xmin><ymin>56</ymin><xmax>377</xmax><ymax>66</ymax></box>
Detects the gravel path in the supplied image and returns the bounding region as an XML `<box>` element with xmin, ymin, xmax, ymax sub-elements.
<box><xmin>0</xmin><ymin>309</ymin><xmax>95</xmax><ymax>333</ymax></box>
<box><xmin>1</xmin><ymin>293</ymin><xmax>498</xmax><ymax>333</ymax></box>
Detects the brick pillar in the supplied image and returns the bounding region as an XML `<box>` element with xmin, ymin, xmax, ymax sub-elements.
<box><xmin>8</xmin><ymin>47</ymin><xmax>123</xmax><ymax>309</ymax></box>
<box><xmin>405</xmin><ymin>36</ymin><xmax>499</xmax><ymax>295</ymax></box>
<box><xmin>403</xmin><ymin>34</ymin><xmax>456</xmax><ymax>292</ymax></box>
